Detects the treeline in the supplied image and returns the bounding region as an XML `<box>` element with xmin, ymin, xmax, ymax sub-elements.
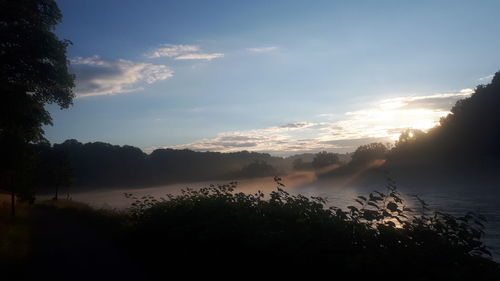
<box><xmin>35</xmin><ymin>140</ymin><xmax>283</xmax><ymax>189</ymax></box>
<box><xmin>386</xmin><ymin>72</ymin><xmax>500</xmax><ymax>177</ymax></box>
<box><xmin>36</xmin><ymin>71</ymin><xmax>500</xmax><ymax>191</ymax></box>
<box><xmin>34</xmin><ymin>140</ymin><xmax>351</xmax><ymax>191</ymax></box>
<box><xmin>322</xmin><ymin>71</ymin><xmax>500</xmax><ymax>182</ymax></box>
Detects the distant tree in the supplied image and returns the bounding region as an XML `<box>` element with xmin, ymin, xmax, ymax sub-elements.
<box><xmin>394</xmin><ymin>129</ymin><xmax>425</xmax><ymax>147</ymax></box>
<box><xmin>387</xmin><ymin>72</ymin><xmax>500</xmax><ymax>175</ymax></box>
<box><xmin>240</xmin><ymin>160</ymin><xmax>276</xmax><ymax>178</ymax></box>
<box><xmin>312</xmin><ymin>151</ymin><xmax>339</xmax><ymax>169</ymax></box>
<box><xmin>292</xmin><ymin>158</ymin><xmax>314</xmax><ymax>170</ymax></box>
<box><xmin>35</xmin><ymin>143</ymin><xmax>72</xmax><ymax>200</ymax></box>
<box><xmin>292</xmin><ymin>158</ymin><xmax>303</xmax><ymax>170</ymax></box>
<box><xmin>0</xmin><ymin>0</ymin><xmax>75</xmax><ymax>216</ymax></box>
<box><xmin>51</xmin><ymin>140</ymin><xmax>287</xmax><ymax>187</ymax></box>
<box><xmin>350</xmin><ymin>143</ymin><xmax>388</xmax><ymax>167</ymax></box>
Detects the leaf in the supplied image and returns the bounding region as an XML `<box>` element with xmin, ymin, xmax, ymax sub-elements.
<box><xmin>473</xmin><ymin>220</ymin><xmax>485</xmax><ymax>228</ymax></box>
<box><xmin>387</xmin><ymin>202</ymin><xmax>398</xmax><ymax>212</ymax></box>
<box><xmin>357</xmin><ymin>196</ymin><xmax>367</xmax><ymax>201</ymax></box>
<box><xmin>347</xmin><ymin>206</ymin><xmax>359</xmax><ymax>212</ymax></box>
<box><xmin>369</xmin><ymin>194</ymin><xmax>383</xmax><ymax>202</ymax></box>
<box><xmin>386</xmin><ymin>221</ymin><xmax>396</xmax><ymax>228</ymax></box>
<box><xmin>362</xmin><ymin>210</ymin><xmax>379</xmax><ymax>221</ymax></box>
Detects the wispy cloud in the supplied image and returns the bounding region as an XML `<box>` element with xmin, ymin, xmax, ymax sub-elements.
<box><xmin>279</xmin><ymin>122</ymin><xmax>313</xmax><ymax>129</ymax></box>
<box><xmin>175</xmin><ymin>53</ymin><xmax>224</xmax><ymax>61</ymax></box>
<box><xmin>71</xmin><ymin>56</ymin><xmax>173</xmax><ymax>98</ymax></box>
<box><xmin>147</xmin><ymin>44</ymin><xmax>224</xmax><ymax>61</ymax></box>
<box><xmin>247</xmin><ymin>46</ymin><xmax>279</xmax><ymax>53</ymax></box>
<box><xmin>377</xmin><ymin>89</ymin><xmax>473</xmax><ymax>111</ymax></box>
<box><xmin>479</xmin><ymin>74</ymin><xmax>494</xmax><ymax>82</ymax></box>
<box><xmin>157</xmin><ymin>90</ymin><xmax>473</xmax><ymax>155</ymax></box>
<box><xmin>146</xmin><ymin>45</ymin><xmax>200</xmax><ymax>58</ymax></box>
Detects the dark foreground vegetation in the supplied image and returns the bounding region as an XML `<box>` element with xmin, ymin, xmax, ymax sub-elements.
<box><xmin>2</xmin><ymin>179</ymin><xmax>499</xmax><ymax>280</ymax></box>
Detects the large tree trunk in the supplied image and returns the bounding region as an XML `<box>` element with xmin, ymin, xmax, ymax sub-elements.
<box><xmin>11</xmin><ymin>191</ymin><xmax>16</xmax><ymax>218</ymax></box>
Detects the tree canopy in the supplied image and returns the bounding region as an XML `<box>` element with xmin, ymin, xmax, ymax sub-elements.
<box><xmin>36</xmin><ymin>140</ymin><xmax>285</xmax><ymax>189</ymax></box>
<box><xmin>0</xmin><ymin>0</ymin><xmax>74</xmax><ymax>208</ymax></box>
<box><xmin>0</xmin><ymin>0</ymin><xmax>75</xmax><ymax>143</ymax></box>
<box><xmin>312</xmin><ymin>151</ymin><xmax>339</xmax><ymax>169</ymax></box>
<box><xmin>387</xmin><ymin>72</ymin><xmax>500</xmax><ymax>177</ymax></box>
<box><xmin>350</xmin><ymin>142</ymin><xmax>389</xmax><ymax>167</ymax></box>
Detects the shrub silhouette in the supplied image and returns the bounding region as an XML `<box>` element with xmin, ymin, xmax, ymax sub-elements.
<box><xmin>125</xmin><ymin>178</ymin><xmax>499</xmax><ymax>280</ymax></box>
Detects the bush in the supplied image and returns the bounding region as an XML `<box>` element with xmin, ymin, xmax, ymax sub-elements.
<box><xmin>124</xmin><ymin>178</ymin><xmax>499</xmax><ymax>280</ymax></box>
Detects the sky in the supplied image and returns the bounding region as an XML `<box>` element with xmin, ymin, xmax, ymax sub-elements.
<box><xmin>45</xmin><ymin>0</ymin><xmax>500</xmax><ymax>155</ymax></box>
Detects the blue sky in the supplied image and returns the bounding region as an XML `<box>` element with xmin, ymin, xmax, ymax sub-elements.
<box><xmin>45</xmin><ymin>0</ymin><xmax>500</xmax><ymax>155</ymax></box>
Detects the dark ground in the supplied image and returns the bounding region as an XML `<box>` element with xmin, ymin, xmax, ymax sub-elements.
<box><xmin>10</xmin><ymin>204</ymin><xmax>144</xmax><ymax>280</ymax></box>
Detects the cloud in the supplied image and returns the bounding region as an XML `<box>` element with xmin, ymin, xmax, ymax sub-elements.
<box><xmin>479</xmin><ymin>74</ymin><xmax>494</xmax><ymax>82</ymax></box>
<box><xmin>174</xmin><ymin>53</ymin><xmax>224</xmax><ymax>61</ymax></box>
<box><xmin>160</xmin><ymin>121</ymin><xmax>360</xmax><ymax>154</ymax></box>
<box><xmin>319</xmin><ymin>138</ymin><xmax>393</xmax><ymax>147</ymax></box>
<box><xmin>378</xmin><ymin>89</ymin><xmax>473</xmax><ymax>111</ymax></box>
<box><xmin>160</xmin><ymin>89</ymin><xmax>474</xmax><ymax>155</ymax></box>
<box><xmin>247</xmin><ymin>46</ymin><xmax>279</xmax><ymax>53</ymax></box>
<box><xmin>146</xmin><ymin>45</ymin><xmax>200</xmax><ymax>58</ymax></box>
<box><xmin>147</xmin><ymin>44</ymin><xmax>224</xmax><ymax>61</ymax></box>
<box><xmin>71</xmin><ymin>56</ymin><xmax>173</xmax><ymax>98</ymax></box>
<box><xmin>334</xmin><ymin>91</ymin><xmax>473</xmax><ymax>141</ymax></box>
<box><xmin>166</xmin><ymin>127</ymin><xmax>369</xmax><ymax>155</ymax></box>
<box><xmin>279</xmin><ymin>122</ymin><xmax>313</xmax><ymax>129</ymax></box>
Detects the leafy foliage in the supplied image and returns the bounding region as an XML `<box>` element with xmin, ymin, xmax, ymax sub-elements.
<box><xmin>387</xmin><ymin>72</ymin><xmax>500</xmax><ymax>177</ymax></box>
<box><xmin>124</xmin><ymin>178</ymin><xmax>499</xmax><ymax>279</ymax></box>
<box><xmin>350</xmin><ymin>142</ymin><xmax>390</xmax><ymax>167</ymax></box>
<box><xmin>0</xmin><ymin>0</ymin><xmax>75</xmax><ymax>143</ymax></box>
<box><xmin>0</xmin><ymin>0</ymin><xmax>74</xmax><ymax>212</ymax></box>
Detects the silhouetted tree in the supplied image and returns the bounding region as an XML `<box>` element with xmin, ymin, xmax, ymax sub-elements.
<box><xmin>292</xmin><ymin>158</ymin><xmax>313</xmax><ymax>170</ymax></box>
<box><xmin>387</xmin><ymin>72</ymin><xmax>500</xmax><ymax>178</ymax></box>
<box><xmin>292</xmin><ymin>158</ymin><xmax>303</xmax><ymax>170</ymax></box>
<box><xmin>44</xmin><ymin>140</ymin><xmax>288</xmax><ymax>188</ymax></box>
<box><xmin>350</xmin><ymin>142</ymin><xmax>389</xmax><ymax>167</ymax></box>
<box><xmin>239</xmin><ymin>160</ymin><xmax>276</xmax><ymax>178</ymax></box>
<box><xmin>394</xmin><ymin>129</ymin><xmax>425</xmax><ymax>148</ymax></box>
<box><xmin>312</xmin><ymin>151</ymin><xmax>339</xmax><ymax>169</ymax></box>
<box><xmin>0</xmin><ymin>0</ymin><xmax>74</xmax><ymax>216</ymax></box>
<box><xmin>34</xmin><ymin>143</ymin><xmax>72</xmax><ymax>200</ymax></box>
